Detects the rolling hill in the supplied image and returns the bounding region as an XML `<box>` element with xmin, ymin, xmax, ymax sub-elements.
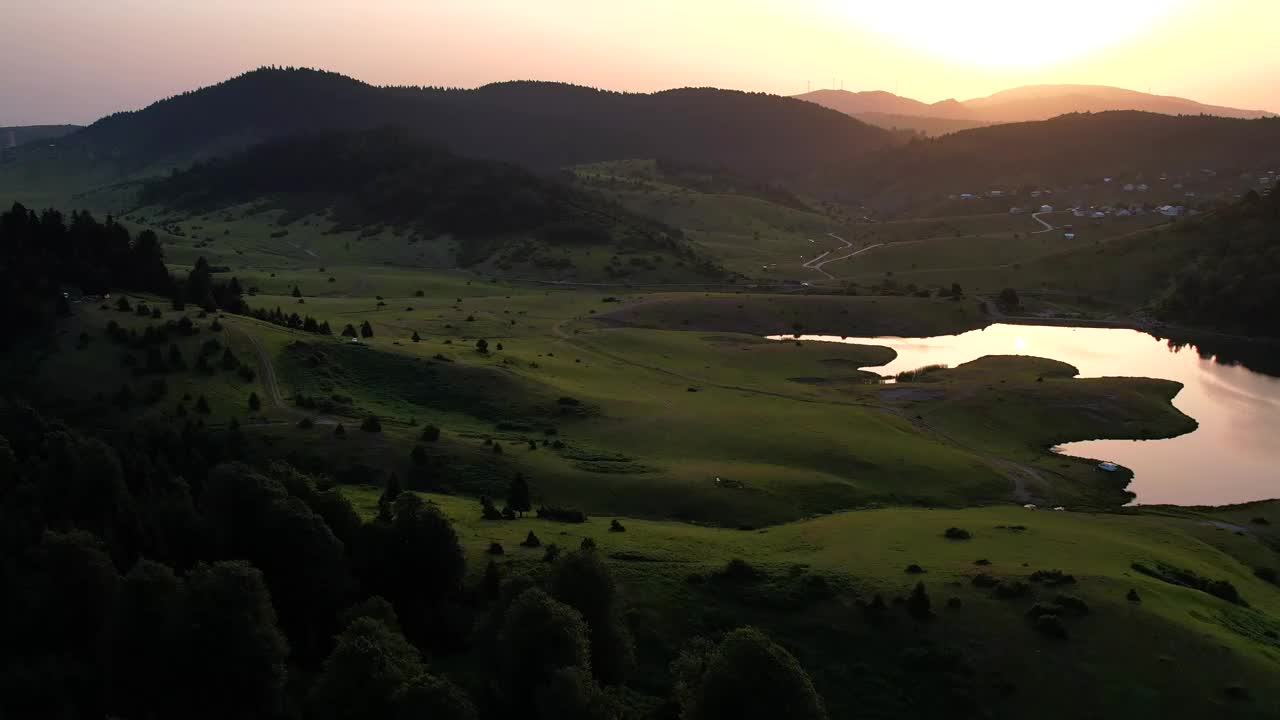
<box><xmin>829</xmin><ymin>111</ymin><xmax>1280</xmax><ymax>209</ymax></box>
<box><xmin>13</xmin><ymin>67</ymin><xmax>896</xmax><ymax>186</ymax></box>
<box><xmin>137</xmin><ymin>128</ymin><xmax>720</xmax><ymax>278</ymax></box>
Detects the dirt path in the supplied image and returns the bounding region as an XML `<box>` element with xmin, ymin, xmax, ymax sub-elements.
<box><xmin>229</xmin><ymin>323</ymin><xmax>338</xmax><ymax>426</ymax></box>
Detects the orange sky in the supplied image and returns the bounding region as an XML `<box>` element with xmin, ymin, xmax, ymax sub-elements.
<box><xmin>2</xmin><ymin>0</ymin><xmax>1276</xmax><ymax>125</ymax></box>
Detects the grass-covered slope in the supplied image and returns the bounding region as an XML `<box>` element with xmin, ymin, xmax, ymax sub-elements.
<box><xmin>343</xmin><ymin>486</ymin><xmax>1280</xmax><ymax>719</ymax></box>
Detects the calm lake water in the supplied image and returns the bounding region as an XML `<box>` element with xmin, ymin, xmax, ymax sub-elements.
<box><xmin>774</xmin><ymin>324</ymin><xmax>1280</xmax><ymax>506</ymax></box>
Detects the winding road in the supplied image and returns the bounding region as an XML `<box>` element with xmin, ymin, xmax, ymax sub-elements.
<box><xmin>803</xmin><ymin>233</ymin><xmax>884</xmax><ymax>279</ymax></box>
<box><xmin>1031</xmin><ymin>211</ymin><xmax>1055</xmax><ymax>234</ymax></box>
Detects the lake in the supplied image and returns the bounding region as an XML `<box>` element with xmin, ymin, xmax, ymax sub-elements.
<box><xmin>772</xmin><ymin>324</ymin><xmax>1280</xmax><ymax>507</ymax></box>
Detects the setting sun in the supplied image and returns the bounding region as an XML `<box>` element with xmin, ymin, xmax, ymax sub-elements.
<box><xmin>836</xmin><ymin>0</ymin><xmax>1192</xmax><ymax>67</ymax></box>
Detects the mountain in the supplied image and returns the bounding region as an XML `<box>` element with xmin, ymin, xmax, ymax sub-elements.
<box><xmin>794</xmin><ymin>89</ymin><xmax>968</xmax><ymax>119</ymax></box>
<box><xmin>23</xmin><ymin>67</ymin><xmax>896</xmax><ymax>185</ymax></box>
<box><xmin>797</xmin><ymin>84</ymin><xmax>1275</xmax><ymax>125</ymax></box>
<box><xmin>830</xmin><ymin>111</ymin><xmax>1280</xmax><ymax>209</ymax></box>
<box><xmin>1</xmin><ymin>125</ymin><xmax>81</xmax><ymax>149</ymax></box>
<box><xmin>964</xmin><ymin>84</ymin><xmax>1276</xmax><ymax>122</ymax></box>
<box><xmin>852</xmin><ymin>112</ymin><xmax>992</xmax><ymax>137</ymax></box>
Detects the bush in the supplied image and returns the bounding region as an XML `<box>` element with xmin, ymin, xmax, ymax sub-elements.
<box><xmin>905</xmin><ymin>564</ymin><xmax>926</xmax><ymax>574</ymax></box>
<box><xmin>488</xmin><ymin>542</ymin><xmax>505</xmax><ymax>555</ymax></box>
<box><xmin>995</xmin><ymin>580</ymin><xmax>1031</xmax><ymax>599</ymax></box>
<box><xmin>1029</xmin><ymin>569</ymin><xmax>1076</xmax><ymax>586</ymax></box>
<box><xmin>1054</xmin><ymin>594</ymin><xmax>1090</xmax><ymax>615</ymax></box>
<box><xmin>717</xmin><ymin>558</ymin><xmax>762</xmax><ymax>583</ymax></box>
<box><xmin>421</xmin><ymin>424</ymin><xmax>440</xmax><ymax>442</ymax></box>
<box><xmin>1126</xmin><ymin>588</ymin><xmax>1141</xmax><ymax>603</ymax></box>
<box><xmin>579</xmin><ymin>537</ymin><xmax>596</xmax><ymax>551</ymax></box>
<box><xmin>973</xmin><ymin>558</ymin><xmax>991</xmax><ymax>566</ymax></box>
<box><xmin>537</xmin><ymin>506</ymin><xmax>587</xmax><ymax>523</ymax></box>
<box><xmin>907</xmin><ymin>582</ymin><xmax>932</xmax><ymax>621</ymax></box>
<box><xmin>944</xmin><ymin>527</ymin><xmax>972</xmax><ymax>540</ymax></box>
<box><xmin>609</xmin><ymin>519</ymin><xmax>626</xmax><ymax>533</ymax></box>
<box><xmin>971</xmin><ymin>573</ymin><xmax>1000</xmax><ymax>588</ymax></box>
<box><xmin>520</xmin><ymin>531</ymin><xmax>541</xmax><ymax>548</ymax></box>
<box><xmin>360</xmin><ymin>415</ymin><xmax>382</xmax><ymax>432</ymax></box>
<box><xmin>542</xmin><ymin>544</ymin><xmax>561</xmax><ymax>562</ymax></box>
<box><xmin>1033</xmin><ymin>613</ymin><xmax>1067</xmax><ymax>639</ymax></box>
<box><xmin>297</xmin><ymin>417</ymin><xmax>314</xmax><ymax>429</ymax></box>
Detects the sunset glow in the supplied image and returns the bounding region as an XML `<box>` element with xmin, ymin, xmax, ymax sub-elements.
<box><xmin>839</xmin><ymin>0</ymin><xmax>1191</xmax><ymax>67</ymax></box>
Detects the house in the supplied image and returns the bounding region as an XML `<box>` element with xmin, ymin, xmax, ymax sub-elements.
<box><xmin>1039</xmin><ymin>204</ymin><xmax>1053</xmax><ymax>213</ymax></box>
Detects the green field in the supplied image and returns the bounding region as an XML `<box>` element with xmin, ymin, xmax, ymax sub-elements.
<box><xmin>340</xmin><ymin>486</ymin><xmax>1280</xmax><ymax>718</ymax></box>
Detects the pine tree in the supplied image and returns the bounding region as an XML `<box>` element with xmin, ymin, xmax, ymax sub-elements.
<box><xmin>411</xmin><ymin>331</ymin><xmax>421</xmax><ymax>343</ymax></box>
<box><xmin>291</xmin><ymin>285</ymin><xmax>302</xmax><ymax>298</ymax></box>
<box><xmin>507</xmin><ymin>473</ymin><xmax>532</xmax><ymax>517</ymax></box>
<box><xmin>360</xmin><ymin>320</ymin><xmax>374</xmax><ymax>338</ymax></box>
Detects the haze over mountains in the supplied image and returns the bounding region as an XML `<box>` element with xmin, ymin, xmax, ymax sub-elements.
<box><xmin>798</xmin><ymin>84</ymin><xmax>1277</xmax><ymax>135</ymax></box>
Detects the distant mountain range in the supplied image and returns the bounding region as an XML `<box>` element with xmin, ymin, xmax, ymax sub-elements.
<box><xmin>797</xmin><ymin>84</ymin><xmax>1276</xmax><ymax>135</ymax></box>
<box><xmin>1</xmin><ymin>125</ymin><xmax>81</xmax><ymax>149</ymax></box>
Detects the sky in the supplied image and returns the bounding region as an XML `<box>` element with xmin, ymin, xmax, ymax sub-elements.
<box><xmin>3</xmin><ymin>0</ymin><xmax>1278</xmax><ymax>126</ymax></box>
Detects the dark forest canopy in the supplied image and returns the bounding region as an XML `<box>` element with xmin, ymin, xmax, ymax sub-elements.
<box><xmin>1155</xmin><ymin>189</ymin><xmax>1280</xmax><ymax>336</ymax></box>
<box><xmin>139</xmin><ymin>128</ymin><xmax>689</xmax><ymax>258</ymax></box>
<box><xmin>35</xmin><ymin>66</ymin><xmax>896</xmax><ymax>183</ymax></box>
<box><xmin>0</xmin><ymin>203</ymin><xmax>245</xmax><ymax>342</ymax></box>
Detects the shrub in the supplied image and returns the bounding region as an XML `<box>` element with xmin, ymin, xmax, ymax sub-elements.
<box><xmin>421</xmin><ymin>424</ymin><xmax>440</xmax><ymax>442</ymax></box>
<box><xmin>944</xmin><ymin>527</ymin><xmax>972</xmax><ymax>540</ymax></box>
<box><xmin>905</xmin><ymin>564</ymin><xmax>926</xmax><ymax>574</ymax></box>
<box><xmin>973</xmin><ymin>558</ymin><xmax>991</xmax><ymax>566</ymax></box>
<box><xmin>907</xmin><ymin>582</ymin><xmax>932</xmax><ymax>621</ymax></box>
<box><xmin>609</xmin><ymin>519</ymin><xmax>626</xmax><ymax>533</ymax></box>
<box><xmin>334</xmin><ymin>423</ymin><xmax>346</xmax><ymax>437</ymax></box>
<box><xmin>537</xmin><ymin>506</ymin><xmax>587</xmax><ymax>523</ymax></box>
<box><xmin>488</xmin><ymin>542</ymin><xmax>505</xmax><ymax>556</ymax></box>
<box><xmin>543</xmin><ymin>544</ymin><xmax>561</xmax><ymax>562</ymax></box>
<box><xmin>995</xmin><ymin>581</ymin><xmax>1031</xmax><ymax>599</ymax></box>
<box><xmin>1126</xmin><ymin>588</ymin><xmax>1141</xmax><ymax>603</ymax></box>
<box><xmin>1054</xmin><ymin>594</ymin><xmax>1090</xmax><ymax>615</ymax></box>
<box><xmin>946</xmin><ymin>597</ymin><xmax>962</xmax><ymax>609</ymax></box>
<box><xmin>297</xmin><ymin>417</ymin><xmax>314</xmax><ymax>429</ymax></box>
<box><xmin>971</xmin><ymin>573</ymin><xmax>1000</xmax><ymax>588</ymax></box>
<box><xmin>1029</xmin><ymin>569</ymin><xmax>1076</xmax><ymax>586</ymax></box>
<box><xmin>520</xmin><ymin>531</ymin><xmax>541</xmax><ymax>548</ymax></box>
<box><xmin>579</xmin><ymin>537</ymin><xmax>596</xmax><ymax>551</ymax></box>
<box><xmin>360</xmin><ymin>415</ymin><xmax>382</xmax><ymax>432</ymax></box>
<box><xmin>717</xmin><ymin>558</ymin><xmax>762</xmax><ymax>582</ymax></box>
<box><xmin>1033</xmin><ymin>613</ymin><xmax>1067</xmax><ymax>639</ymax></box>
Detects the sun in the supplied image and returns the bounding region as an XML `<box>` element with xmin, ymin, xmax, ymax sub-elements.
<box><xmin>832</xmin><ymin>0</ymin><xmax>1190</xmax><ymax>68</ymax></box>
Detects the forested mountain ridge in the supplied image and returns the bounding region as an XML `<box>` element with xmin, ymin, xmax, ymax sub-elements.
<box><xmin>138</xmin><ymin>128</ymin><xmax>712</xmax><ymax>271</ymax></box>
<box><xmin>27</xmin><ymin>67</ymin><xmax>896</xmax><ymax>183</ymax></box>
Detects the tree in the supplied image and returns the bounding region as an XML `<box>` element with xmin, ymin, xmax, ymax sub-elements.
<box><xmin>411</xmin><ymin>444</ymin><xmax>427</xmax><ymax>466</ymax></box>
<box><xmin>393</xmin><ymin>674</ymin><xmax>478</xmax><ymax>720</ymax></box>
<box><xmin>498</xmin><ymin>589</ymin><xmax>592</xmax><ymax>704</ymax></box>
<box><xmin>248</xmin><ymin>391</ymin><xmax>261</xmax><ymax>412</ymax></box>
<box><xmin>476</xmin><ymin>338</ymin><xmax>489</xmax><ymax>354</ymax></box>
<box><xmin>907</xmin><ymin>581</ymin><xmax>933</xmax><ymax>621</ymax></box>
<box><xmin>506</xmin><ymin>473</ymin><xmax>532</xmax><ymax>518</ymax></box>
<box><xmin>181</xmin><ymin>561</ymin><xmax>289</xmax><ymax>720</ymax></box>
<box><xmin>334</xmin><ymin>423</ymin><xmax>346</xmax><ymax>437</ymax></box>
<box><xmin>379</xmin><ymin>472</ymin><xmax>403</xmax><ymax>514</ymax></box>
<box><xmin>422</xmin><ymin>424</ymin><xmax>441</xmax><ymax>442</ymax></box>
<box><xmin>195</xmin><ymin>395</ymin><xmax>211</xmax><ymax>414</ymax></box>
<box><xmin>412</xmin><ymin>330</ymin><xmax>422</xmax><ymax>342</ymax></box>
<box><xmin>997</xmin><ymin>287</ymin><xmax>1020</xmax><ymax>310</ymax></box>
<box><xmin>310</xmin><ymin>617</ymin><xmax>425</xmax><ymax>720</ymax></box>
<box><xmin>291</xmin><ymin>285</ymin><xmax>302</xmax><ymax>298</ymax></box>
<box><xmin>950</xmin><ymin>282</ymin><xmax>963</xmax><ymax>299</ymax></box>
<box><xmin>361</xmin><ymin>415</ymin><xmax>382</xmax><ymax>432</ymax></box>
<box><xmin>342</xmin><ymin>324</ymin><xmax>357</xmax><ymax>338</ymax></box>
<box><xmin>552</xmin><ymin>549</ymin><xmax>635</xmax><ymax>684</ymax></box>
<box><xmin>681</xmin><ymin>627</ymin><xmax>826</xmax><ymax>720</ymax></box>
<box><xmin>536</xmin><ymin>666</ymin><xmax>615</xmax><ymax>720</ymax></box>
<box><xmin>108</xmin><ymin>559</ymin><xmax>185</xmax><ymax>718</ymax></box>
<box><xmin>361</xmin><ymin>320</ymin><xmax>374</xmax><ymax>338</ymax></box>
